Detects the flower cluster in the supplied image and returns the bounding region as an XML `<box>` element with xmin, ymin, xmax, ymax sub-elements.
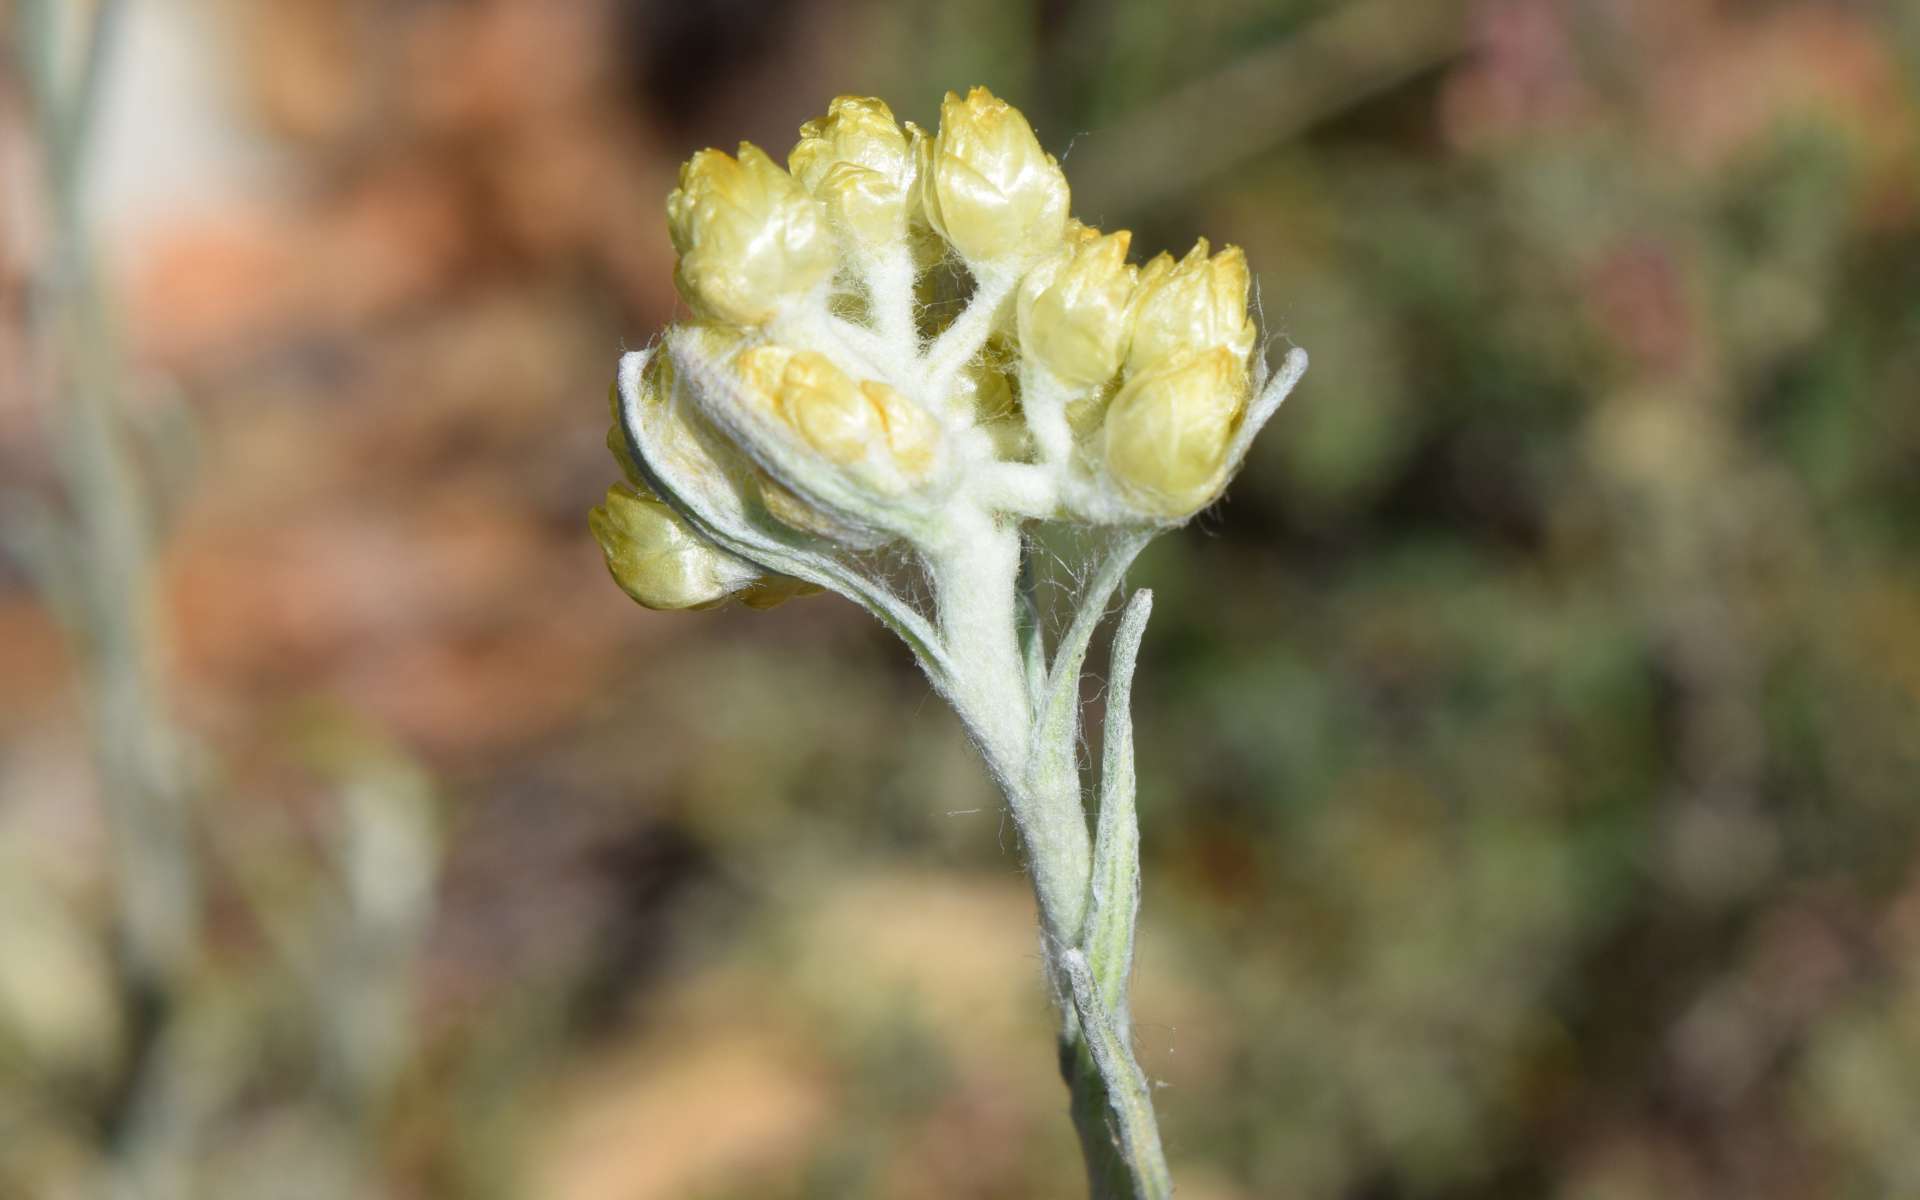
<box><xmin>593</xmin><ymin>86</ymin><xmax>1302</xmax><ymax>612</ymax></box>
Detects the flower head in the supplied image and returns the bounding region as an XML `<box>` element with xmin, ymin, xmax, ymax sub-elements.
<box><xmin>789</xmin><ymin>96</ymin><xmax>917</xmax><ymax>249</ymax></box>
<box><xmin>590</xmin><ymin>484</ymin><xmax>764</xmax><ymax>610</ymax></box>
<box><xmin>920</xmin><ymin>87</ymin><xmax>1070</xmax><ymax>268</ymax></box>
<box><xmin>667</xmin><ymin>144</ymin><xmax>836</xmax><ymax>325</ymax></box>
<box><xmin>598</xmin><ymin>87</ymin><xmax>1305</xmax><ymax>613</ymax></box>
<box><xmin>1018</xmin><ymin>226</ymin><xmax>1138</xmax><ymax>387</ymax></box>
<box><xmin>1127</xmin><ymin>239</ymin><xmax>1257</xmax><ymax>372</ymax></box>
<box><xmin>1102</xmin><ymin>348</ymin><xmax>1250</xmax><ymax>517</ymax></box>
<box><xmin>734</xmin><ymin>344</ymin><xmax>942</xmax><ymax>490</ymax></box>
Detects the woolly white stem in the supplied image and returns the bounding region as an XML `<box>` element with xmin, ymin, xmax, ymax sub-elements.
<box><xmin>925</xmin><ymin>509</ymin><xmax>1098</xmax><ymax>958</ymax></box>
<box><xmin>1019</xmin><ymin>360</ymin><xmax>1078</xmax><ymax>468</ymax></box>
<box><xmin>925</xmin><ymin>512</ymin><xmax>1029</xmax><ymax>767</ymax></box>
<box><xmin>861</xmin><ymin>242</ymin><xmax>920</xmax><ymax>354</ymax></box>
<box><xmin>924</xmin><ymin>269</ymin><xmax>1017</xmax><ymax>398</ymax></box>
<box><xmin>928</xmin><ymin>526</ymin><xmax>1030</xmax><ymax>773</ymax></box>
<box><xmin>970</xmin><ymin>461</ymin><xmax>1061</xmax><ymax>520</ymax></box>
<box><xmin>770</xmin><ymin>305</ymin><xmax>885</xmax><ymax>381</ymax></box>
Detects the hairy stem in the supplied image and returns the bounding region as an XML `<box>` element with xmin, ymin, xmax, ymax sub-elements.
<box><xmin>1065</xmin><ymin>949</ymin><xmax>1172</xmax><ymax>1199</ymax></box>
<box><xmin>929</xmin><ymin>515</ymin><xmax>1095</xmax><ymax>962</ymax></box>
<box><xmin>861</xmin><ymin>242</ymin><xmax>920</xmax><ymax>354</ymax></box>
<box><xmin>1019</xmin><ymin>360</ymin><xmax>1078</xmax><ymax>468</ymax></box>
<box><xmin>927</xmin><ymin>512</ymin><xmax>1031</xmax><ymax>773</ymax></box>
<box><xmin>923</xmin><ymin>269</ymin><xmax>1017</xmax><ymax>399</ymax></box>
<box><xmin>932</xmin><ymin>527</ymin><xmax>1170</xmax><ymax>1198</ymax></box>
<box><xmin>16</xmin><ymin>2</ymin><xmax>201</xmax><ymax>1194</ymax></box>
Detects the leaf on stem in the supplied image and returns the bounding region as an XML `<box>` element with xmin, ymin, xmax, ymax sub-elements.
<box><xmin>1085</xmin><ymin>588</ymin><xmax>1152</xmax><ymax>1019</ymax></box>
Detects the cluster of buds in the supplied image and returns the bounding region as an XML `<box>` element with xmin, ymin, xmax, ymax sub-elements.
<box><xmin>593</xmin><ymin>86</ymin><xmax>1304</xmax><ymax>612</ymax></box>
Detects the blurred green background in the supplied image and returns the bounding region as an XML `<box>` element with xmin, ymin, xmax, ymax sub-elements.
<box><xmin>3</xmin><ymin>0</ymin><xmax>1919</xmax><ymax>1196</ymax></box>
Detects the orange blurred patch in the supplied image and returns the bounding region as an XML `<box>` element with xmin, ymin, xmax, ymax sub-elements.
<box><xmin>130</xmin><ymin>163</ymin><xmax>471</xmax><ymax>367</ymax></box>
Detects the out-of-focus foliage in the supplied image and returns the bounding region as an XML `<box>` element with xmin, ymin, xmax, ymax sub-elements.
<box><xmin>2</xmin><ymin>0</ymin><xmax>1917</xmax><ymax>1197</ymax></box>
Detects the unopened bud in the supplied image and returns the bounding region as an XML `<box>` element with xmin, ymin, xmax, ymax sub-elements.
<box><xmin>922</xmin><ymin>87</ymin><xmax>1069</xmax><ymax>266</ymax></box>
<box><xmin>789</xmin><ymin>96</ymin><xmax>916</xmax><ymax>248</ymax></box>
<box><xmin>745</xmin><ymin>347</ymin><xmax>876</xmax><ymax>464</ymax></box>
<box><xmin>862</xmin><ymin>379</ymin><xmax>941</xmax><ymax>480</ymax></box>
<box><xmin>667</xmin><ymin>144</ymin><xmax>836</xmax><ymax>325</ymax></box>
<box><xmin>1127</xmin><ymin>240</ymin><xmax>1257</xmax><ymax>373</ymax></box>
<box><xmin>1017</xmin><ymin>228</ymin><xmax>1137</xmax><ymax>386</ymax></box>
<box><xmin>736</xmin><ymin>346</ymin><xmax>942</xmax><ymax>489</ymax></box>
<box><xmin>1102</xmin><ymin>348</ymin><xmax>1250</xmax><ymax>518</ymax></box>
<box><xmin>589</xmin><ymin>484</ymin><xmax>763</xmax><ymax>610</ymax></box>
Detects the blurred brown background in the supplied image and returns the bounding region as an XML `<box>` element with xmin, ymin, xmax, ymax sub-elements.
<box><xmin>3</xmin><ymin>0</ymin><xmax>1919</xmax><ymax>1196</ymax></box>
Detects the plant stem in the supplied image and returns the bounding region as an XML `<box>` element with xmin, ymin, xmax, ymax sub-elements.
<box><xmin>923</xmin><ymin>270</ymin><xmax>1017</xmax><ymax>399</ymax></box>
<box><xmin>15</xmin><ymin>3</ymin><xmax>201</xmax><ymax>1193</ymax></box>
<box><xmin>928</xmin><ymin>514</ymin><xmax>1094</xmax><ymax>960</ymax></box>
<box><xmin>1064</xmin><ymin>955</ymin><xmax>1172</xmax><ymax>1200</ymax></box>
<box><xmin>930</xmin><ymin>525</ymin><xmax>1171</xmax><ymax>1197</ymax></box>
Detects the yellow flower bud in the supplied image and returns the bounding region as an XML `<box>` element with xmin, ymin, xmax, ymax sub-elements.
<box><xmin>589</xmin><ymin>484</ymin><xmax>762</xmax><ymax>610</ymax></box>
<box><xmin>737</xmin><ymin>345</ymin><xmax>871</xmax><ymax>464</ymax></box>
<box><xmin>1126</xmin><ymin>240</ymin><xmax>1257</xmax><ymax>373</ymax></box>
<box><xmin>1016</xmin><ymin>228</ymin><xmax>1137</xmax><ymax>386</ymax></box>
<box><xmin>1102</xmin><ymin>348</ymin><xmax>1250</xmax><ymax>518</ymax></box>
<box><xmin>735</xmin><ymin>346</ymin><xmax>941</xmax><ymax>487</ymax></box>
<box><xmin>778</xmin><ymin>350</ymin><xmax>883</xmax><ymax>466</ymax></box>
<box><xmin>667</xmin><ymin>144</ymin><xmax>836</xmax><ymax>326</ymax></box>
<box><xmin>862</xmin><ymin>379</ymin><xmax>941</xmax><ymax>480</ymax></box>
<box><xmin>922</xmin><ymin>87</ymin><xmax>1069</xmax><ymax>265</ymax></box>
<box><xmin>789</xmin><ymin>96</ymin><xmax>916</xmax><ymax>248</ymax></box>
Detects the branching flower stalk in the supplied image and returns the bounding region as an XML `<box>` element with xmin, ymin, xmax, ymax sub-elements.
<box><xmin>592</xmin><ymin>88</ymin><xmax>1305</xmax><ymax>1199</ymax></box>
<box><xmin>9</xmin><ymin>4</ymin><xmax>206</xmax><ymax>1195</ymax></box>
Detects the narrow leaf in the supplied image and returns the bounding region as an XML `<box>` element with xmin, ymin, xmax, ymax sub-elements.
<box><xmin>1086</xmin><ymin>588</ymin><xmax>1151</xmax><ymax>1018</ymax></box>
<box><xmin>1063</xmin><ymin>948</ymin><xmax>1174</xmax><ymax>1200</ymax></box>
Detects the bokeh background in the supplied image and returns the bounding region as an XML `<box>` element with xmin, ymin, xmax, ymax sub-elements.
<box><xmin>4</xmin><ymin>0</ymin><xmax>1919</xmax><ymax>1196</ymax></box>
